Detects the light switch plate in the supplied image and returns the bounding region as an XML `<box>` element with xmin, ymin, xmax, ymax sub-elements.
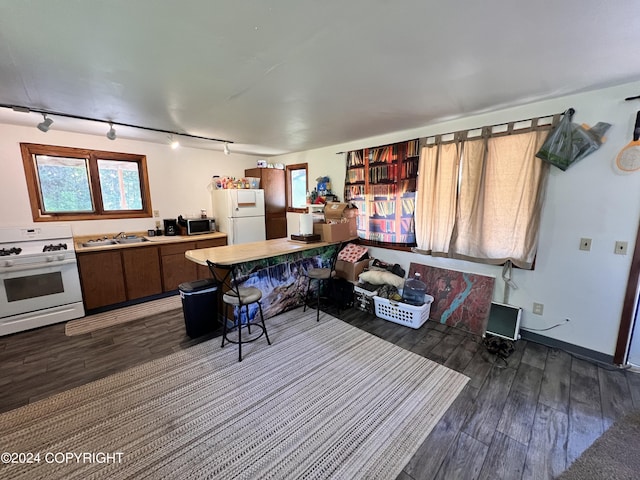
<box><xmin>533</xmin><ymin>302</ymin><xmax>544</xmax><ymax>315</ymax></box>
<box><xmin>579</xmin><ymin>238</ymin><xmax>592</xmax><ymax>251</ymax></box>
<box><xmin>614</xmin><ymin>241</ymin><xmax>628</xmax><ymax>255</ymax></box>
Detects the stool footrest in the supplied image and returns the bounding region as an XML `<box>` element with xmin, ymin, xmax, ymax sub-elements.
<box><xmin>222</xmin><ymin>323</ymin><xmax>268</xmax><ymax>345</ymax></box>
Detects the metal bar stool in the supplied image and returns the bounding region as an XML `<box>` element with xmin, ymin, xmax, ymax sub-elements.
<box><xmin>303</xmin><ymin>242</ymin><xmax>344</xmax><ymax>322</ymax></box>
<box><xmin>207</xmin><ymin>260</ymin><xmax>271</xmax><ymax>362</ymax></box>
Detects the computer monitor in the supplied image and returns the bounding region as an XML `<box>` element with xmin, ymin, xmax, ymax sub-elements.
<box><xmin>485</xmin><ymin>301</ymin><xmax>522</xmax><ymax>340</ymax></box>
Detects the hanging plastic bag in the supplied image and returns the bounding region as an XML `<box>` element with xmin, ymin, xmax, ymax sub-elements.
<box><xmin>536</xmin><ymin>109</ymin><xmax>610</xmax><ymax>171</ymax></box>
<box><xmin>536</xmin><ymin>109</ymin><xmax>575</xmax><ymax>170</ymax></box>
<box><xmin>571</xmin><ymin>121</ymin><xmax>611</xmax><ymax>163</ymax></box>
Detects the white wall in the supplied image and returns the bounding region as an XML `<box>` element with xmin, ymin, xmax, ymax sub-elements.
<box><xmin>0</xmin><ymin>124</ymin><xmax>259</xmax><ymax>236</ymax></box>
<box><xmin>277</xmin><ymin>81</ymin><xmax>640</xmax><ymax>357</ymax></box>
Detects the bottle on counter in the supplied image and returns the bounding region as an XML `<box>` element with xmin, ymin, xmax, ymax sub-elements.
<box><xmin>402</xmin><ymin>272</ymin><xmax>427</xmax><ymax>306</ymax></box>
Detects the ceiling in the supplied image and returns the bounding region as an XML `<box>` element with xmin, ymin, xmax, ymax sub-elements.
<box><xmin>1</xmin><ymin>0</ymin><xmax>639</xmax><ymax>156</ymax></box>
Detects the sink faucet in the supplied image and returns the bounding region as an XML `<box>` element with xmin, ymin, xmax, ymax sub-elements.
<box><xmin>114</xmin><ymin>232</ymin><xmax>126</xmax><ymax>239</ymax></box>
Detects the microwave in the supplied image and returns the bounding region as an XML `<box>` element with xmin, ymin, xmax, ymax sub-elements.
<box><xmin>185</xmin><ymin>218</ymin><xmax>216</xmax><ymax>235</ymax></box>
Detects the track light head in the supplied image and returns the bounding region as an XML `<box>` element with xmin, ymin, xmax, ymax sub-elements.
<box><xmin>106</xmin><ymin>123</ymin><xmax>116</xmax><ymax>140</ymax></box>
<box><xmin>223</xmin><ymin>143</ymin><xmax>230</xmax><ymax>155</ymax></box>
<box><xmin>37</xmin><ymin>114</ymin><xmax>53</xmax><ymax>132</ymax></box>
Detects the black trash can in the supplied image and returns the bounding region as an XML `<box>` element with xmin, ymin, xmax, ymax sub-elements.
<box><xmin>178</xmin><ymin>278</ymin><xmax>218</xmax><ymax>338</ymax></box>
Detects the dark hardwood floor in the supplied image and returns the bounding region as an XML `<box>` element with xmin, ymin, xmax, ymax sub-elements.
<box><xmin>1</xmin><ymin>304</ymin><xmax>639</xmax><ymax>480</ymax></box>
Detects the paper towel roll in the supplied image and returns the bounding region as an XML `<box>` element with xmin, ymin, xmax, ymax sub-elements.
<box><xmin>299</xmin><ymin>213</ymin><xmax>314</xmax><ymax>235</ymax></box>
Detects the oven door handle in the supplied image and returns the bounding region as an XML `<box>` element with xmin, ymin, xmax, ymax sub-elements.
<box><xmin>0</xmin><ymin>258</ymin><xmax>77</xmax><ymax>273</ymax></box>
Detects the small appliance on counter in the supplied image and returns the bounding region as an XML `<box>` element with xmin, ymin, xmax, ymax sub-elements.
<box><xmin>163</xmin><ymin>218</ymin><xmax>178</xmax><ymax>236</ymax></box>
<box><xmin>177</xmin><ymin>215</ymin><xmax>216</xmax><ymax>235</ymax></box>
<box><xmin>290</xmin><ymin>213</ymin><xmax>321</xmax><ymax>243</ymax></box>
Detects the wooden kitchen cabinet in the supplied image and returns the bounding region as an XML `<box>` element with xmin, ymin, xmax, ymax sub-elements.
<box><xmin>245</xmin><ymin>167</ymin><xmax>287</xmax><ymax>239</ymax></box>
<box><xmin>77</xmin><ymin>233</ymin><xmax>227</xmax><ymax>310</ymax></box>
<box><xmin>121</xmin><ymin>246</ymin><xmax>163</xmax><ymax>299</ymax></box>
<box><xmin>77</xmin><ymin>250</ymin><xmax>127</xmax><ymax>310</ymax></box>
<box><xmin>195</xmin><ymin>237</ymin><xmax>228</xmax><ymax>279</ymax></box>
<box><xmin>160</xmin><ymin>242</ymin><xmax>197</xmax><ymax>291</ymax></box>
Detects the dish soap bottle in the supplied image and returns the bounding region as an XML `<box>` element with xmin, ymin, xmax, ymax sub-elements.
<box><xmin>402</xmin><ymin>272</ymin><xmax>426</xmax><ymax>306</ymax></box>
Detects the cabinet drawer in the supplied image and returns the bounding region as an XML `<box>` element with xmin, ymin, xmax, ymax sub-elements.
<box><xmin>160</xmin><ymin>242</ymin><xmax>196</xmax><ymax>256</ymax></box>
<box><xmin>196</xmin><ymin>238</ymin><xmax>227</xmax><ymax>249</ymax></box>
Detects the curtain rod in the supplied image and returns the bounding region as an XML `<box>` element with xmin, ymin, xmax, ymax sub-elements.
<box><xmin>335</xmin><ymin>108</ymin><xmax>574</xmax><ymax>154</ymax></box>
<box><xmin>1</xmin><ymin>103</ymin><xmax>234</xmax><ymax>144</ymax></box>
<box><xmin>427</xmin><ymin>108</ymin><xmax>573</xmax><ymax>142</ymax></box>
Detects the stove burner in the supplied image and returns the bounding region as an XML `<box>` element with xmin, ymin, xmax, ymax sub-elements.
<box><xmin>0</xmin><ymin>247</ymin><xmax>22</xmax><ymax>256</ymax></box>
<box><xmin>43</xmin><ymin>243</ymin><xmax>68</xmax><ymax>252</ymax></box>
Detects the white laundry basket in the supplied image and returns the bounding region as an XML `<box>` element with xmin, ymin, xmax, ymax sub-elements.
<box><xmin>373</xmin><ymin>295</ymin><xmax>434</xmax><ymax>329</ymax></box>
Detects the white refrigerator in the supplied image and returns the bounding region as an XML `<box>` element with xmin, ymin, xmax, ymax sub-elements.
<box><xmin>211</xmin><ymin>189</ymin><xmax>266</xmax><ymax>245</ymax></box>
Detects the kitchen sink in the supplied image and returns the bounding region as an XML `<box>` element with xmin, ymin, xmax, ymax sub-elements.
<box><xmin>81</xmin><ymin>239</ymin><xmax>117</xmax><ymax>247</ymax></box>
<box><xmin>81</xmin><ymin>236</ymin><xmax>149</xmax><ymax>247</ymax></box>
<box><xmin>115</xmin><ymin>236</ymin><xmax>148</xmax><ymax>244</ymax></box>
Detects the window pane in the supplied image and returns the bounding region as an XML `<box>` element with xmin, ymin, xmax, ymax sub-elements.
<box><xmin>35</xmin><ymin>155</ymin><xmax>93</xmax><ymax>213</ymax></box>
<box><xmin>97</xmin><ymin>159</ymin><xmax>143</xmax><ymax>211</ymax></box>
<box><xmin>291</xmin><ymin>169</ymin><xmax>307</xmax><ymax>208</ymax></box>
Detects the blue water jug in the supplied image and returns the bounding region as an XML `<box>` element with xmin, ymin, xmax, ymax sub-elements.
<box><xmin>402</xmin><ymin>272</ymin><xmax>427</xmax><ymax>306</ymax></box>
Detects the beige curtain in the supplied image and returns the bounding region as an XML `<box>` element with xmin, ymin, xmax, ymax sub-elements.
<box><xmin>449</xmin><ymin>130</ymin><xmax>549</xmax><ymax>269</ymax></box>
<box><xmin>415</xmin><ymin>141</ymin><xmax>459</xmax><ymax>254</ymax></box>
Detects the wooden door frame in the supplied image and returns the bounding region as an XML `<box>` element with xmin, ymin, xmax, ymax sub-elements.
<box><xmin>614</xmin><ymin>217</ymin><xmax>640</xmax><ymax>364</ymax></box>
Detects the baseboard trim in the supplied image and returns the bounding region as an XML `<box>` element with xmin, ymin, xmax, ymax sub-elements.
<box><xmin>520</xmin><ymin>329</ymin><xmax>616</xmax><ymax>366</ymax></box>
<box><xmin>85</xmin><ymin>291</ymin><xmax>178</xmax><ymax>316</ymax></box>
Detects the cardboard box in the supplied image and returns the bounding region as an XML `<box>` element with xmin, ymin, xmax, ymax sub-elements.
<box><xmin>335</xmin><ymin>258</ymin><xmax>370</xmax><ymax>282</ymax></box>
<box><xmin>313</xmin><ymin>222</ymin><xmax>353</xmax><ymax>242</ymax></box>
<box><xmin>324</xmin><ymin>202</ymin><xmax>358</xmax><ymax>221</ymax></box>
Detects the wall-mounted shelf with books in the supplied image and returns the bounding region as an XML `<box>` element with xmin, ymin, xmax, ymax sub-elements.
<box><xmin>344</xmin><ymin>138</ymin><xmax>419</xmax><ymax>245</ymax></box>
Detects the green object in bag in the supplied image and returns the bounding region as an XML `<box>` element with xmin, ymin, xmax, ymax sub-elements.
<box><xmin>536</xmin><ymin>108</ymin><xmax>611</xmax><ymax>171</ymax></box>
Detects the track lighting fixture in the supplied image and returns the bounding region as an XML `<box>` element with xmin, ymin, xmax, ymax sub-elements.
<box><xmin>106</xmin><ymin>123</ymin><xmax>116</xmax><ymax>140</ymax></box>
<box><xmin>4</xmin><ymin>103</ymin><xmax>234</xmax><ymax>148</ymax></box>
<box><xmin>37</xmin><ymin>114</ymin><xmax>53</xmax><ymax>132</ymax></box>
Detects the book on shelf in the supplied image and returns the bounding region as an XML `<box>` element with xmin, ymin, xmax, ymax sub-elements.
<box><xmin>369</xmin><ymin>164</ymin><xmax>399</xmax><ymax>183</ymax></box>
<box><xmin>346</xmin><ymin>184</ymin><xmax>365</xmax><ymax>200</ymax></box>
<box><xmin>372</xmin><ymin>201</ymin><xmax>396</xmax><ymax>217</ymax></box>
<box><xmin>347</xmin><ymin>150</ymin><xmax>364</xmax><ymax>167</ymax></box>
<box><xmin>407</xmin><ymin>139</ymin><xmax>420</xmax><ymax>157</ymax></box>
<box><xmin>401</xmin><ymin>158</ymin><xmax>418</xmax><ymax>178</ymax></box>
<box><xmin>347</xmin><ymin>168</ymin><xmax>365</xmax><ymax>183</ymax></box>
<box><xmin>401</xmin><ymin>198</ymin><xmax>415</xmax><ymax>215</ymax></box>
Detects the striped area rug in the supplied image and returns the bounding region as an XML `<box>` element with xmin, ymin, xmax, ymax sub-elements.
<box><xmin>65</xmin><ymin>295</ymin><xmax>183</xmax><ymax>336</ymax></box>
<box><xmin>2</xmin><ymin>308</ymin><xmax>469</xmax><ymax>480</ymax></box>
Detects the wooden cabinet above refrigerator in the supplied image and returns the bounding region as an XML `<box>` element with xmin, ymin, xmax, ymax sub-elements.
<box><xmin>245</xmin><ymin>167</ymin><xmax>287</xmax><ymax>239</ymax></box>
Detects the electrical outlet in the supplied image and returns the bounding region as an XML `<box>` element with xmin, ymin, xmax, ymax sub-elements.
<box><xmin>155</xmin><ymin>221</ymin><xmax>161</xmax><ymax>228</ymax></box>
<box><xmin>579</xmin><ymin>238</ymin><xmax>592</xmax><ymax>251</ymax></box>
<box><xmin>614</xmin><ymin>241</ymin><xmax>628</xmax><ymax>255</ymax></box>
<box><xmin>153</xmin><ymin>210</ymin><xmax>160</xmax><ymax>218</ymax></box>
<box><xmin>533</xmin><ymin>302</ymin><xmax>544</xmax><ymax>315</ymax></box>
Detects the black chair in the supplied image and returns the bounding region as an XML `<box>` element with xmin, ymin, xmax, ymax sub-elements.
<box><xmin>207</xmin><ymin>260</ymin><xmax>271</xmax><ymax>362</ymax></box>
<box><xmin>303</xmin><ymin>242</ymin><xmax>344</xmax><ymax>321</ymax></box>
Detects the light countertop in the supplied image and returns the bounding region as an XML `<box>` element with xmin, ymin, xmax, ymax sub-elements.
<box><xmin>75</xmin><ymin>231</ymin><xmax>227</xmax><ymax>252</ymax></box>
<box><xmin>185</xmin><ymin>237</ymin><xmax>331</xmax><ymax>266</ymax></box>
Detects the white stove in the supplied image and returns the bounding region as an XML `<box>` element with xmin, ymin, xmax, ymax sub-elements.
<box><xmin>0</xmin><ymin>224</ymin><xmax>85</xmax><ymax>336</ymax></box>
